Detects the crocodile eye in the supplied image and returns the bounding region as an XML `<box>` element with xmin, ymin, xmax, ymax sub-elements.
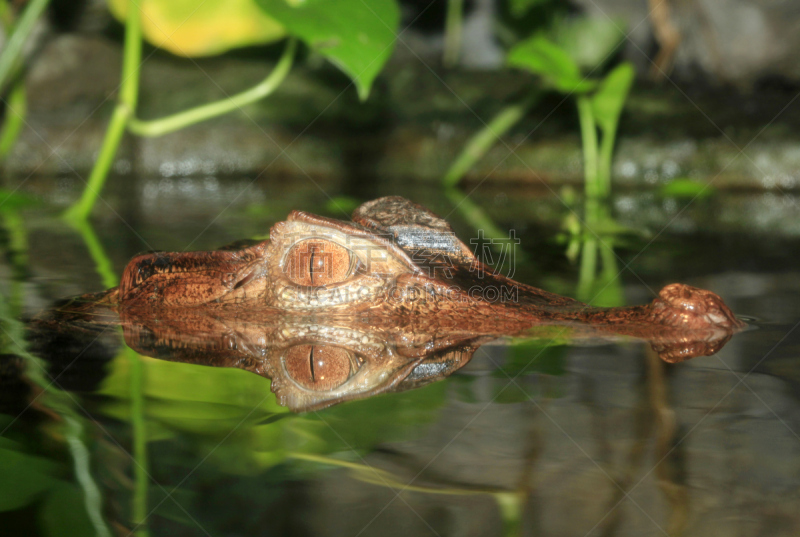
<box><xmin>283</xmin><ymin>239</ymin><xmax>357</xmax><ymax>287</ymax></box>
<box><xmin>283</xmin><ymin>345</ymin><xmax>359</xmax><ymax>391</ymax></box>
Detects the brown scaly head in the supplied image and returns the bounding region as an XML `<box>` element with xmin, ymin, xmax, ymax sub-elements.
<box><xmin>118</xmin><ymin>196</ymin><xmax>581</xmax><ymax>315</ymax></box>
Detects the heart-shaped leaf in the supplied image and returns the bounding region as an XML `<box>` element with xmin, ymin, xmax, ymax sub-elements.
<box><xmin>107</xmin><ymin>0</ymin><xmax>286</xmax><ymax>57</ymax></box>
<box><xmin>507</xmin><ymin>35</ymin><xmax>595</xmax><ymax>94</ymax></box>
<box><xmin>255</xmin><ymin>0</ymin><xmax>400</xmax><ymax>100</ymax></box>
<box><xmin>552</xmin><ymin>16</ymin><xmax>626</xmax><ymax>70</ymax></box>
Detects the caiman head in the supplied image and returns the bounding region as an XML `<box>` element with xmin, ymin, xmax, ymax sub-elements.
<box><xmin>117</xmin><ymin>196</ymin><xmax>546</xmax><ymax>319</ymax></box>
<box><xmin>117</xmin><ymin>196</ymin><xmax>744</xmax><ymax>338</ymax></box>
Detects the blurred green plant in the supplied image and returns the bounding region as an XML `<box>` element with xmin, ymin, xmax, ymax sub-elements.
<box><xmin>442</xmin><ymin>13</ymin><xmax>626</xmax><ymax>189</ymax></box>
<box><xmin>504</xmin><ymin>22</ymin><xmax>633</xmax><ymax>305</ymax></box>
<box><xmin>98</xmin><ymin>352</ymin><xmax>446</xmax><ymax>457</ymax></box>
<box><xmin>445</xmin><ymin>187</ymin><xmax>529</xmax><ymax>267</ymax></box>
<box><xmin>658</xmin><ymin>177</ymin><xmax>715</xmax><ymax>199</ymax></box>
<box><xmin>443</xmin><ymin>14</ymin><xmax>632</xmax><ymax>305</ymax></box>
<box><xmin>0</xmin><ymin>79</ymin><xmax>25</xmax><ymax>160</ymax></box>
<box><xmin>441</xmin><ymin>91</ymin><xmax>541</xmax><ymax>188</ymax></box>
<box><xmin>0</xmin><ymin>0</ymin><xmax>45</xmax><ymax>163</ymax></box>
<box><xmin>0</xmin><ymin>0</ymin><xmax>49</xmax><ymax>93</ymax></box>
<box><xmin>69</xmin><ymin>219</ymin><xmax>151</xmax><ymax>533</ymax></box>
<box><xmin>292</xmin><ymin>452</ymin><xmax>527</xmax><ymax>537</ymax></box>
<box><xmin>506</xmin><ymin>26</ymin><xmax>633</xmax><ymax>197</ymax></box>
<box><xmin>0</xmin><ymin>205</ymin><xmax>114</xmax><ymax>537</ymax></box>
<box><xmin>443</xmin><ymin>0</ymin><xmax>464</xmax><ymax>67</ymax></box>
<box><xmin>64</xmin><ymin>0</ymin><xmax>400</xmax><ymax>223</ymax></box>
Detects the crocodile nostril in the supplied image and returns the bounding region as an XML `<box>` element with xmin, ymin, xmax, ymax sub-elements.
<box><xmin>233</xmin><ymin>268</ymin><xmax>257</xmax><ymax>290</ymax></box>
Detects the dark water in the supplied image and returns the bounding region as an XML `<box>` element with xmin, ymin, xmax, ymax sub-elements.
<box><xmin>1</xmin><ymin>182</ymin><xmax>799</xmax><ymax>536</ymax></box>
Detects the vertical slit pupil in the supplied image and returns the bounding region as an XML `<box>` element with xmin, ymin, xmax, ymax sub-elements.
<box><xmin>283</xmin><ymin>240</ymin><xmax>352</xmax><ymax>287</ymax></box>
<box><xmin>308</xmin><ymin>247</ymin><xmax>315</xmax><ymax>286</ymax></box>
<box><xmin>308</xmin><ymin>345</ymin><xmax>315</xmax><ymax>381</ymax></box>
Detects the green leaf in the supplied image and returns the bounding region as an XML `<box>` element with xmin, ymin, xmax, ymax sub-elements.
<box><xmin>552</xmin><ymin>16</ymin><xmax>626</xmax><ymax>70</ymax></box>
<box><xmin>40</xmin><ymin>483</ymin><xmax>95</xmax><ymax>537</ymax></box>
<box><xmin>310</xmin><ymin>380</ymin><xmax>446</xmax><ymax>449</ymax></box>
<box><xmin>107</xmin><ymin>0</ymin><xmax>286</xmax><ymax>57</ymax></box>
<box><xmin>659</xmin><ymin>178</ymin><xmax>715</xmax><ymax>199</ymax></box>
<box><xmin>255</xmin><ymin>0</ymin><xmax>400</xmax><ymax>100</ymax></box>
<box><xmin>0</xmin><ymin>442</ymin><xmax>60</xmax><ymax>511</ymax></box>
<box><xmin>591</xmin><ymin>62</ymin><xmax>635</xmax><ymax>133</ymax></box>
<box><xmin>99</xmin><ymin>352</ymin><xmax>289</xmax><ymax>436</ymax></box>
<box><xmin>507</xmin><ymin>35</ymin><xmax>595</xmax><ymax>94</ymax></box>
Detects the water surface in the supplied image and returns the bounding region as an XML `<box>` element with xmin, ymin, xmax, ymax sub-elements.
<box><xmin>1</xmin><ymin>184</ymin><xmax>798</xmax><ymax>536</ymax></box>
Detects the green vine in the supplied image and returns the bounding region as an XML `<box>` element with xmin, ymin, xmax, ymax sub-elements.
<box><xmin>63</xmin><ymin>2</ymin><xmax>297</xmax><ymax>223</ymax></box>
<box><xmin>128</xmin><ymin>39</ymin><xmax>296</xmax><ymax>138</ymax></box>
<box><xmin>0</xmin><ymin>0</ymin><xmax>49</xmax><ymax>93</ymax></box>
<box><xmin>63</xmin><ymin>0</ymin><xmax>143</xmax><ymax>223</ymax></box>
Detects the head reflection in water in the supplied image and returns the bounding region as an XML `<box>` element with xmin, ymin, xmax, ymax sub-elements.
<box><xmin>26</xmin><ymin>294</ymin><xmax>740</xmax><ymax>413</ymax></box>
<box><xmin>108</xmin><ymin>305</ymin><xmax>737</xmax><ymax>412</ymax></box>
<box><xmin>118</xmin><ymin>311</ymin><xmax>479</xmax><ymax>412</ymax></box>
<box><xmin>283</xmin><ymin>345</ymin><xmax>360</xmax><ymax>392</ymax></box>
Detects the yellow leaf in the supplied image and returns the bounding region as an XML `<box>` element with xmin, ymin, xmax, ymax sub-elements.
<box><xmin>108</xmin><ymin>0</ymin><xmax>286</xmax><ymax>57</ymax></box>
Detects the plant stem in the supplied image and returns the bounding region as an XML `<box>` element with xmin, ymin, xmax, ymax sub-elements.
<box><xmin>577</xmin><ymin>196</ymin><xmax>601</xmax><ymax>303</ymax></box>
<box><xmin>128</xmin><ymin>39</ymin><xmax>297</xmax><ymax>137</ymax></box>
<box><xmin>577</xmin><ymin>237</ymin><xmax>597</xmax><ymax>301</ymax></box>
<box><xmin>443</xmin><ymin>0</ymin><xmax>464</xmax><ymax>67</ymax></box>
<box><xmin>73</xmin><ymin>219</ymin><xmax>119</xmax><ymax>288</ymax></box>
<box><xmin>495</xmin><ymin>492</ymin><xmax>523</xmax><ymax>537</ymax></box>
<box><xmin>63</xmin><ymin>107</ymin><xmax>128</xmax><ymax>223</ymax></box>
<box><xmin>575</xmin><ymin>96</ymin><xmax>610</xmax><ymax>300</ymax></box>
<box><xmin>597</xmin><ymin>118</ymin><xmax>618</xmax><ymax>198</ymax></box>
<box><xmin>63</xmin><ymin>0</ymin><xmax>142</xmax><ymax>223</ymax></box>
<box><xmin>65</xmin><ymin>416</ymin><xmax>113</xmax><ymax>537</ymax></box>
<box><xmin>129</xmin><ymin>349</ymin><xmax>149</xmax><ymax>534</ymax></box>
<box><xmin>598</xmin><ymin>241</ymin><xmax>623</xmax><ymax>305</ymax></box>
<box><xmin>0</xmin><ymin>77</ymin><xmax>26</xmax><ymax>160</ymax></box>
<box><xmin>576</xmin><ymin>96</ymin><xmax>599</xmax><ymax>198</ymax></box>
<box><xmin>1</xmin><ymin>211</ymin><xmax>26</xmax><ymax>314</ymax></box>
<box><xmin>442</xmin><ymin>91</ymin><xmax>540</xmax><ymax>188</ymax></box>
<box><xmin>0</xmin><ymin>0</ymin><xmax>49</xmax><ymax>93</ymax></box>
<box><xmin>445</xmin><ymin>187</ymin><xmax>529</xmax><ymax>265</ymax></box>
<box><xmin>0</xmin><ymin>0</ymin><xmax>29</xmax><ymax>162</ymax></box>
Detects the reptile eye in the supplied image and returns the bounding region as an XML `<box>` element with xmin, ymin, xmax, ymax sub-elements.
<box><xmin>283</xmin><ymin>239</ymin><xmax>358</xmax><ymax>287</ymax></box>
<box><xmin>283</xmin><ymin>345</ymin><xmax>360</xmax><ymax>391</ymax></box>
